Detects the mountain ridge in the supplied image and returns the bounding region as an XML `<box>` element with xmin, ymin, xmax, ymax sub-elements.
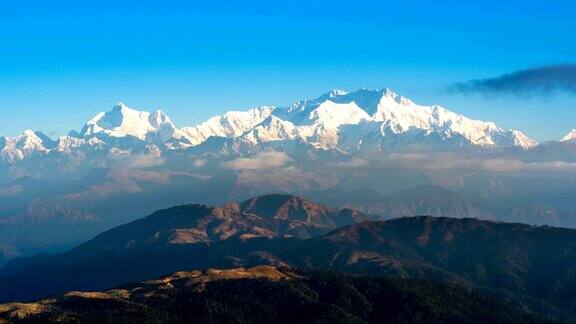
<box><xmin>1</xmin><ymin>88</ymin><xmax>542</xmax><ymax>165</ymax></box>
<box><xmin>70</xmin><ymin>193</ymin><xmax>368</xmax><ymax>252</ymax></box>
<box><xmin>3</xmin><ymin>210</ymin><xmax>576</xmax><ymax>319</ymax></box>
<box><xmin>0</xmin><ymin>265</ymin><xmax>540</xmax><ymax>323</ymax></box>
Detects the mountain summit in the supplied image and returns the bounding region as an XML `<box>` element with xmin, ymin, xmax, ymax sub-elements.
<box><xmin>271</xmin><ymin>88</ymin><xmax>536</xmax><ymax>150</ymax></box>
<box><xmin>561</xmin><ymin>129</ymin><xmax>576</xmax><ymax>142</ymax></box>
<box><xmin>0</xmin><ymin>130</ymin><xmax>54</xmax><ymax>163</ymax></box>
<box><xmin>80</xmin><ymin>102</ymin><xmax>177</xmax><ymax>141</ymax></box>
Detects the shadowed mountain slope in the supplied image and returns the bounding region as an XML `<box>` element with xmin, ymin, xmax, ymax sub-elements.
<box><xmin>2</xmin><ymin>210</ymin><xmax>576</xmax><ymax>319</ymax></box>
<box><xmin>74</xmin><ymin>194</ymin><xmax>367</xmax><ymax>253</ymax></box>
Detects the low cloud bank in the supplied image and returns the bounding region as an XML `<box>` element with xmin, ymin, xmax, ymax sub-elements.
<box><xmin>385</xmin><ymin>152</ymin><xmax>576</xmax><ymax>173</ymax></box>
<box><xmin>329</xmin><ymin>152</ymin><xmax>576</xmax><ymax>173</ymax></box>
<box><xmin>327</xmin><ymin>158</ymin><xmax>369</xmax><ymax>168</ymax></box>
<box><xmin>221</xmin><ymin>152</ymin><xmax>292</xmax><ymax>170</ymax></box>
<box><xmin>110</xmin><ymin>154</ymin><xmax>165</xmax><ymax>168</ymax></box>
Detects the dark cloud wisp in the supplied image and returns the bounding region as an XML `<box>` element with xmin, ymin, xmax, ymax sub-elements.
<box><xmin>451</xmin><ymin>64</ymin><xmax>576</xmax><ymax>96</ymax></box>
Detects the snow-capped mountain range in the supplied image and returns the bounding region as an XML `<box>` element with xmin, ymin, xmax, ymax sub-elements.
<box><xmin>0</xmin><ymin>88</ymin><xmax>564</xmax><ymax>164</ymax></box>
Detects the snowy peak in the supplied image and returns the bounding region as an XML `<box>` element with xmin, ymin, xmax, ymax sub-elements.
<box><xmin>318</xmin><ymin>89</ymin><xmax>349</xmax><ymax>100</ymax></box>
<box><xmin>0</xmin><ymin>130</ymin><xmax>54</xmax><ymax>162</ymax></box>
<box><xmin>81</xmin><ymin>103</ymin><xmax>176</xmax><ymax>140</ymax></box>
<box><xmin>509</xmin><ymin>130</ymin><xmax>538</xmax><ymax>148</ymax></box>
<box><xmin>306</xmin><ymin>100</ymin><xmax>371</xmax><ymax>128</ymax></box>
<box><xmin>179</xmin><ymin>106</ymin><xmax>274</xmax><ymax>145</ymax></box>
<box><xmin>243</xmin><ymin>115</ymin><xmax>299</xmax><ymax>144</ymax></box>
<box><xmin>382</xmin><ymin>88</ymin><xmax>414</xmax><ymax>106</ymax></box>
<box><xmin>561</xmin><ymin>129</ymin><xmax>576</xmax><ymax>142</ymax></box>
<box><xmin>280</xmin><ymin>88</ymin><xmax>415</xmax><ymax>122</ymax></box>
<box><xmin>10</xmin><ymin>130</ymin><xmax>53</xmax><ymax>151</ymax></box>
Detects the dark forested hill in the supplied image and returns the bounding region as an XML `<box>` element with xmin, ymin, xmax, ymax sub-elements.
<box><xmin>0</xmin><ymin>266</ymin><xmax>540</xmax><ymax>323</ymax></box>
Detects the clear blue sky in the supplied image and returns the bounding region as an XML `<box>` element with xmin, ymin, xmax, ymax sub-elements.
<box><xmin>1</xmin><ymin>0</ymin><xmax>575</xmax><ymax>140</ymax></box>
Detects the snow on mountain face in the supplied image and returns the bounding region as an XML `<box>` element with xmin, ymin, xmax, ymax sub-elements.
<box><xmin>236</xmin><ymin>99</ymin><xmax>373</xmax><ymax>149</ymax></box>
<box><xmin>55</xmin><ymin>135</ymin><xmax>105</xmax><ymax>153</ymax></box>
<box><xmin>288</xmin><ymin>101</ymin><xmax>373</xmax><ymax>149</ymax></box>
<box><xmin>561</xmin><ymin>129</ymin><xmax>576</xmax><ymax>142</ymax></box>
<box><xmin>268</xmin><ymin>88</ymin><xmax>536</xmax><ymax>149</ymax></box>
<box><xmin>0</xmin><ymin>130</ymin><xmax>54</xmax><ymax>162</ymax></box>
<box><xmin>81</xmin><ymin>103</ymin><xmax>176</xmax><ymax>141</ymax></box>
<box><xmin>243</xmin><ymin>116</ymin><xmax>299</xmax><ymax>144</ymax></box>
<box><xmin>179</xmin><ymin>106</ymin><xmax>274</xmax><ymax>146</ymax></box>
<box><xmin>307</xmin><ymin>101</ymin><xmax>372</xmax><ymax>128</ymax></box>
<box><xmin>0</xmin><ymin>88</ymin><xmax>540</xmax><ymax>165</ymax></box>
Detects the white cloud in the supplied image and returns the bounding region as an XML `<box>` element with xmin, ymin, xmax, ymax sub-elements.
<box><xmin>383</xmin><ymin>152</ymin><xmax>576</xmax><ymax>173</ymax></box>
<box><xmin>318</xmin><ymin>152</ymin><xmax>576</xmax><ymax>174</ymax></box>
<box><xmin>192</xmin><ymin>159</ymin><xmax>208</xmax><ymax>168</ymax></box>
<box><xmin>220</xmin><ymin>152</ymin><xmax>292</xmax><ymax>170</ymax></box>
<box><xmin>328</xmin><ymin>158</ymin><xmax>368</xmax><ymax>168</ymax></box>
<box><xmin>110</xmin><ymin>154</ymin><xmax>165</xmax><ymax>168</ymax></box>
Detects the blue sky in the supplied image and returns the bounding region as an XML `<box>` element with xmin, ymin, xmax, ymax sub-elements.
<box><xmin>1</xmin><ymin>0</ymin><xmax>575</xmax><ymax>140</ymax></box>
